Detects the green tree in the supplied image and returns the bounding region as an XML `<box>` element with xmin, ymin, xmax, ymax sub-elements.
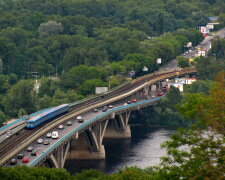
<box><xmin>18</xmin><ymin>108</ymin><xmax>27</xmax><ymax>118</ymax></box>
<box><xmin>38</xmin><ymin>78</ymin><xmax>57</xmax><ymax>97</ymax></box>
<box><xmin>3</xmin><ymin>80</ymin><xmax>36</xmax><ymax>117</ymax></box>
<box><xmin>176</xmin><ymin>56</ymin><xmax>189</xmax><ymax>68</ymax></box>
<box><xmin>0</xmin><ymin>111</ymin><xmax>7</xmax><ymax>126</ymax></box>
<box><xmin>0</xmin><ymin>75</ymin><xmax>10</xmax><ymax>94</ymax></box>
<box><xmin>78</xmin><ymin>79</ymin><xmax>107</xmax><ymax>96</ymax></box>
<box><xmin>196</xmin><ymin>56</ymin><xmax>225</xmax><ymax>80</ymax></box>
<box><xmin>38</xmin><ymin>21</ymin><xmax>64</xmax><ymax>37</ymax></box>
<box><xmin>0</xmin><ymin>58</ymin><xmax>3</xmax><ymax>74</ymax></box>
<box><xmin>184</xmin><ymin>80</ymin><xmax>213</xmax><ymax>95</ymax></box>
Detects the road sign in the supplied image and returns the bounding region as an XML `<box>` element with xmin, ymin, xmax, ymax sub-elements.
<box><xmin>157</xmin><ymin>58</ymin><xmax>161</xmax><ymax>64</ymax></box>
<box><xmin>206</xmin><ymin>24</ymin><xmax>214</xmax><ymax>29</ymax></box>
<box><xmin>175</xmin><ymin>78</ymin><xmax>186</xmax><ymax>84</ymax></box>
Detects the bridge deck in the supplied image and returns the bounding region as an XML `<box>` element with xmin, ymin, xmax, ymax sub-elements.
<box><xmin>0</xmin><ymin>68</ymin><xmax>197</xmax><ymax>166</ymax></box>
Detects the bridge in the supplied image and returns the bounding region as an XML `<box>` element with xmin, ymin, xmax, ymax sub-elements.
<box><xmin>0</xmin><ymin>68</ymin><xmax>197</xmax><ymax>168</ymax></box>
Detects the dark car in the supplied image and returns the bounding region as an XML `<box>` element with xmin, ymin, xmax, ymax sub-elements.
<box><xmin>162</xmin><ymin>87</ymin><xmax>167</xmax><ymax>92</ymax></box>
<box><xmin>43</xmin><ymin>140</ymin><xmax>50</xmax><ymax>145</ymax></box>
<box><xmin>127</xmin><ymin>101</ymin><xmax>132</xmax><ymax>104</ymax></box>
<box><xmin>31</xmin><ymin>150</ymin><xmax>37</xmax><ymax>156</ymax></box>
<box><xmin>93</xmin><ymin>108</ymin><xmax>98</xmax><ymax>112</ymax></box>
<box><xmin>18</xmin><ymin>153</ymin><xmax>24</xmax><ymax>159</ymax></box>
<box><xmin>102</xmin><ymin>106</ymin><xmax>108</xmax><ymax>112</ymax></box>
<box><xmin>10</xmin><ymin>158</ymin><xmax>17</xmax><ymax>165</ymax></box>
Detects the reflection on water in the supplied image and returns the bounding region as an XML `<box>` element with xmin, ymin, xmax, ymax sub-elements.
<box><xmin>64</xmin><ymin>125</ymin><xmax>175</xmax><ymax>174</ymax></box>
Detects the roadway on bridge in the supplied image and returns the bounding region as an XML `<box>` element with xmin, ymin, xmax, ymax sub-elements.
<box><xmin>159</xmin><ymin>27</ymin><xmax>225</xmax><ymax>72</ymax></box>
<box><xmin>7</xmin><ymin>97</ymin><xmax>153</xmax><ymax>167</ymax></box>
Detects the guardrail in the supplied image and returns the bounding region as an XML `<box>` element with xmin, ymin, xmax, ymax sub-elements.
<box><xmin>0</xmin><ymin>68</ymin><xmax>197</xmax><ymax>166</ymax></box>
<box><xmin>29</xmin><ymin>96</ymin><xmax>164</xmax><ymax>167</ymax></box>
<box><xmin>69</xmin><ymin>81</ymin><xmax>131</xmax><ymax>107</ymax></box>
<box><xmin>0</xmin><ymin>107</ymin><xmax>53</xmax><ymax>134</ymax></box>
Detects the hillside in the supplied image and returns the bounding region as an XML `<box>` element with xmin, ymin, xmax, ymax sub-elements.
<box><xmin>0</xmin><ymin>0</ymin><xmax>224</xmax><ymax>121</ymax></box>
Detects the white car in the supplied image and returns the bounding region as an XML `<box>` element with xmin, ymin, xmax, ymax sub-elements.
<box><xmin>67</xmin><ymin>121</ymin><xmax>72</xmax><ymax>126</ymax></box>
<box><xmin>108</xmin><ymin>105</ymin><xmax>113</xmax><ymax>108</ymax></box>
<box><xmin>37</xmin><ymin>138</ymin><xmax>43</xmax><ymax>144</ymax></box>
<box><xmin>58</xmin><ymin>124</ymin><xmax>64</xmax><ymax>129</ymax></box>
<box><xmin>77</xmin><ymin>116</ymin><xmax>84</xmax><ymax>123</ymax></box>
<box><xmin>52</xmin><ymin>131</ymin><xmax>59</xmax><ymax>139</ymax></box>
<box><xmin>46</xmin><ymin>133</ymin><xmax>52</xmax><ymax>138</ymax></box>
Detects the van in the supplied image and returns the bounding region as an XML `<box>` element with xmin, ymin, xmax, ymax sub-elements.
<box><xmin>77</xmin><ymin>116</ymin><xmax>84</xmax><ymax>123</ymax></box>
<box><xmin>52</xmin><ymin>131</ymin><xmax>59</xmax><ymax>139</ymax></box>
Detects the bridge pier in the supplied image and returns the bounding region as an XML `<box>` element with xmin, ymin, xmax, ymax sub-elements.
<box><xmin>104</xmin><ymin>111</ymin><xmax>131</xmax><ymax>139</ymax></box>
<box><xmin>48</xmin><ymin>141</ymin><xmax>70</xmax><ymax>168</ymax></box>
<box><xmin>66</xmin><ymin>119</ymin><xmax>109</xmax><ymax>160</ymax></box>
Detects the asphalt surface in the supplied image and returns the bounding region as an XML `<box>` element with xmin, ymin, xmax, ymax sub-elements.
<box><xmin>159</xmin><ymin>27</ymin><xmax>225</xmax><ymax>71</ymax></box>
<box><xmin>6</xmin><ymin>27</ymin><xmax>225</xmax><ymax>167</ymax></box>
<box><xmin>8</xmin><ymin>99</ymin><xmax>150</xmax><ymax>167</ymax></box>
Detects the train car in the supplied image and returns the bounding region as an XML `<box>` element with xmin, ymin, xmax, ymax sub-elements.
<box><xmin>26</xmin><ymin>104</ymin><xmax>69</xmax><ymax>129</ymax></box>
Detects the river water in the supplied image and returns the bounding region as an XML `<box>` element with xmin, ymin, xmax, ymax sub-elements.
<box><xmin>64</xmin><ymin>125</ymin><xmax>175</xmax><ymax>174</ymax></box>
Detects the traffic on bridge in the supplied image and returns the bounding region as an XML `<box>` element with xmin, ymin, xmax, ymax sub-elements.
<box><xmin>0</xmin><ymin>68</ymin><xmax>197</xmax><ymax>168</ymax></box>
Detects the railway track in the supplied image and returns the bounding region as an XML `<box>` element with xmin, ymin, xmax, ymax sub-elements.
<box><xmin>0</xmin><ymin>113</ymin><xmax>68</xmax><ymax>161</ymax></box>
<box><xmin>0</xmin><ymin>68</ymin><xmax>197</xmax><ymax>166</ymax></box>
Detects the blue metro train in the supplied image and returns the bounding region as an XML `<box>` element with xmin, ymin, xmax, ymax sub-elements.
<box><xmin>26</xmin><ymin>104</ymin><xmax>69</xmax><ymax>129</ymax></box>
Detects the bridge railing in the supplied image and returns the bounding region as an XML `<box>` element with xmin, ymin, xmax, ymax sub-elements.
<box><xmin>29</xmin><ymin>96</ymin><xmax>165</xmax><ymax>167</ymax></box>
<box><xmin>69</xmin><ymin>81</ymin><xmax>131</xmax><ymax>107</ymax></box>
<box><xmin>0</xmin><ymin>68</ymin><xmax>197</xmax><ymax>166</ymax></box>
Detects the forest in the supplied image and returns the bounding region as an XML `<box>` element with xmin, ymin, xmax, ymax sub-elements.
<box><xmin>0</xmin><ymin>0</ymin><xmax>224</xmax><ymax>179</ymax></box>
<box><xmin>1</xmin><ymin>0</ymin><xmax>225</xmax><ymax>123</ymax></box>
<box><xmin>0</xmin><ymin>42</ymin><xmax>224</xmax><ymax>179</ymax></box>
<box><xmin>0</xmin><ymin>69</ymin><xmax>224</xmax><ymax>179</ymax></box>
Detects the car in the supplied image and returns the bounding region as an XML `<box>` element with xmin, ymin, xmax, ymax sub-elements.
<box><xmin>67</xmin><ymin>120</ymin><xmax>72</xmax><ymax>126</ymax></box>
<box><xmin>58</xmin><ymin>124</ymin><xmax>64</xmax><ymax>129</ymax></box>
<box><xmin>151</xmin><ymin>95</ymin><xmax>156</xmax><ymax>98</ymax></box>
<box><xmin>127</xmin><ymin>101</ymin><xmax>132</xmax><ymax>104</ymax></box>
<box><xmin>102</xmin><ymin>106</ymin><xmax>108</xmax><ymax>112</ymax></box>
<box><xmin>52</xmin><ymin>131</ymin><xmax>59</xmax><ymax>139</ymax></box>
<box><xmin>43</xmin><ymin>140</ymin><xmax>50</xmax><ymax>145</ymax></box>
<box><xmin>77</xmin><ymin>116</ymin><xmax>84</xmax><ymax>123</ymax></box>
<box><xmin>162</xmin><ymin>87</ymin><xmax>167</xmax><ymax>92</ymax></box>
<box><xmin>108</xmin><ymin>105</ymin><xmax>113</xmax><ymax>108</ymax></box>
<box><xmin>18</xmin><ymin>153</ymin><xmax>24</xmax><ymax>159</ymax></box>
<box><xmin>157</xmin><ymin>92</ymin><xmax>164</xmax><ymax>96</ymax></box>
<box><xmin>37</xmin><ymin>138</ymin><xmax>43</xmax><ymax>144</ymax></box>
<box><xmin>27</xmin><ymin>146</ymin><xmax>33</xmax><ymax>152</ymax></box>
<box><xmin>93</xmin><ymin>108</ymin><xmax>98</xmax><ymax>112</ymax></box>
<box><xmin>22</xmin><ymin>157</ymin><xmax>29</xmax><ymax>163</ymax></box>
<box><xmin>46</xmin><ymin>133</ymin><xmax>52</xmax><ymax>138</ymax></box>
<box><xmin>131</xmin><ymin>99</ymin><xmax>138</xmax><ymax>103</ymax></box>
<box><xmin>10</xmin><ymin>158</ymin><xmax>17</xmax><ymax>165</ymax></box>
<box><xmin>124</xmin><ymin>103</ymin><xmax>128</xmax><ymax>106</ymax></box>
<box><xmin>31</xmin><ymin>150</ymin><xmax>37</xmax><ymax>156</ymax></box>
